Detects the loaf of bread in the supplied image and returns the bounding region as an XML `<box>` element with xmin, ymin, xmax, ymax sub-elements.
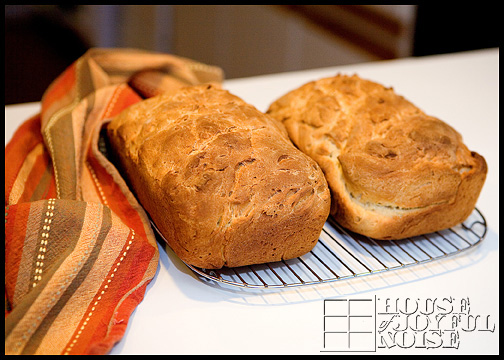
<box><xmin>107</xmin><ymin>84</ymin><xmax>331</xmax><ymax>268</ymax></box>
<box><xmin>267</xmin><ymin>74</ymin><xmax>487</xmax><ymax>240</ymax></box>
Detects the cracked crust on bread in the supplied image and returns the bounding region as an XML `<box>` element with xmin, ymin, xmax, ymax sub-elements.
<box><xmin>267</xmin><ymin>74</ymin><xmax>487</xmax><ymax>240</ymax></box>
<box><xmin>107</xmin><ymin>84</ymin><xmax>331</xmax><ymax>268</ymax></box>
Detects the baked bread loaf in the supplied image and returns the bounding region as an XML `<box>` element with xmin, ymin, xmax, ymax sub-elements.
<box><xmin>107</xmin><ymin>84</ymin><xmax>331</xmax><ymax>268</ymax></box>
<box><xmin>267</xmin><ymin>74</ymin><xmax>487</xmax><ymax>240</ymax></box>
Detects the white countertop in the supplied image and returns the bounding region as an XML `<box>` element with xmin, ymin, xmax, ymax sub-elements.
<box><xmin>5</xmin><ymin>48</ymin><xmax>499</xmax><ymax>355</ymax></box>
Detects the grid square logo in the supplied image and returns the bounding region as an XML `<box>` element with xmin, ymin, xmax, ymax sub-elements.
<box><xmin>323</xmin><ymin>298</ymin><xmax>375</xmax><ymax>352</ymax></box>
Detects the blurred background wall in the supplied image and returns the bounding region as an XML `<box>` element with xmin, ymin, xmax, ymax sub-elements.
<box><xmin>5</xmin><ymin>5</ymin><xmax>499</xmax><ymax>105</ymax></box>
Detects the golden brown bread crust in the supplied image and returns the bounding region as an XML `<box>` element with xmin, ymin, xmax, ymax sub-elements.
<box><xmin>107</xmin><ymin>84</ymin><xmax>331</xmax><ymax>268</ymax></box>
<box><xmin>267</xmin><ymin>74</ymin><xmax>487</xmax><ymax>240</ymax></box>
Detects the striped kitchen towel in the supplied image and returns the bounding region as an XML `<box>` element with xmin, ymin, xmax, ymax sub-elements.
<box><xmin>5</xmin><ymin>48</ymin><xmax>223</xmax><ymax>355</ymax></box>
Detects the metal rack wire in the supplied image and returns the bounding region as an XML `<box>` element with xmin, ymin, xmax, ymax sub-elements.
<box><xmin>102</xmin><ymin>132</ymin><xmax>488</xmax><ymax>290</ymax></box>
<box><xmin>168</xmin><ymin>208</ymin><xmax>487</xmax><ymax>289</ymax></box>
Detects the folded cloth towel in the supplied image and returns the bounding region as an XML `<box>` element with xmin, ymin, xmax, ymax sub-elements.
<box><xmin>5</xmin><ymin>48</ymin><xmax>224</xmax><ymax>355</ymax></box>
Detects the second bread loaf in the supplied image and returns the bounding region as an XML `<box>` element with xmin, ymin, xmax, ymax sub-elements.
<box><xmin>267</xmin><ymin>74</ymin><xmax>487</xmax><ymax>240</ymax></box>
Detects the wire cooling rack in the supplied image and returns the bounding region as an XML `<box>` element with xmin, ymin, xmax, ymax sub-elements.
<box><xmin>101</xmin><ymin>130</ymin><xmax>487</xmax><ymax>290</ymax></box>
<box><xmin>160</xmin><ymin>208</ymin><xmax>486</xmax><ymax>289</ymax></box>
